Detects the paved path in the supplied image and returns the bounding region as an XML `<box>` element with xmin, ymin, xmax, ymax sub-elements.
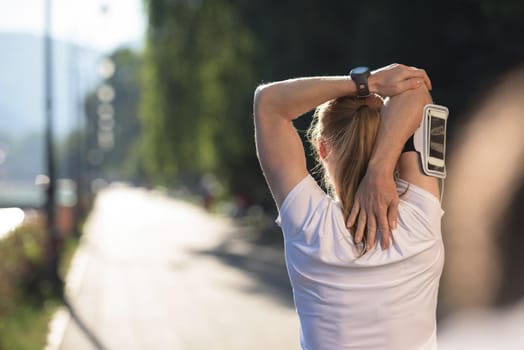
<box><xmin>57</xmin><ymin>185</ymin><xmax>299</xmax><ymax>350</ymax></box>
<box><xmin>48</xmin><ymin>184</ymin><xmax>524</xmax><ymax>350</ymax></box>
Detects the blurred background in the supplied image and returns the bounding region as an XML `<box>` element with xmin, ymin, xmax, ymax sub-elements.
<box><xmin>0</xmin><ymin>0</ymin><xmax>523</xmax><ymax>349</ymax></box>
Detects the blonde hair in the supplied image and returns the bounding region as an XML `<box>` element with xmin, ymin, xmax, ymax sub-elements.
<box><xmin>308</xmin><ymin>95</ymin><xmax>382</xmax><ymax>243</ymax></box>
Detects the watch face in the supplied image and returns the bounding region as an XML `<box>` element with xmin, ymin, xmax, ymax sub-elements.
<box><xmin>352</xmin><ymin>66</ymin><xmax>369</xmax><ymax>74</ymax></box>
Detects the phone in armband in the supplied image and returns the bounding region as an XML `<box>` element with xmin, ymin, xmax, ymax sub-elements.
<box><xmin>413</xmin><ymin>104</ymin><xmax>449</xmax><ymax>179</ymax></box>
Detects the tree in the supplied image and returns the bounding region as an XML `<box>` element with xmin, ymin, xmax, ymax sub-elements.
<box><xmin>141</xmin><ymin>0</ymin><xmax>524</xmax><ymax>208</ymax></box>
<box><xmin>141</xmin><ymin>0</ymin><xmax>259</xmax><ymax>193</ymax></box>
<box><xmin>82</xmin><ymin>48</ymin><xmax>144</xmax><ymax>183</ymax></box>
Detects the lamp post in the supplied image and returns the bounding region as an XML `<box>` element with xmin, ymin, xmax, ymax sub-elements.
<box><xmin>44</xmin><ymin>0</ymin><xmax>60</xmax><ymax>291</ymax></box>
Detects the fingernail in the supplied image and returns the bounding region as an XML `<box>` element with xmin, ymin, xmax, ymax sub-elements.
<box><xmin>392</xmin><ymin>220</ymin><xmax>397</xmax><ymax>229</ymax></box>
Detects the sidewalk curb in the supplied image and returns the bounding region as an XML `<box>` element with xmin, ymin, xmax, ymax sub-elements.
<box><xmin>44</xmin><ymin>243</ymin><xmax>90</xmax><ymax>350</ymax></box>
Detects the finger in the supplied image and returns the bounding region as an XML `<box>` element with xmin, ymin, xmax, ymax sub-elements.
<box><xmin>408</xmin><ymin>66</ymin><xmax>432</xmax><ymax>91</ymax></box>
<box><xmin>378</xmin><ymin>212</ymin><xmax>390</xmax><ymax>250</ymax></box>
<box><xmin>355</xmin><ymin>210</ymin><xmax>366</xmax><ymax>244</ymax></box>
<box><xmin>397</xmin><ymin>77</ymin><xmax>423</xmax><ymax>92</ymax></box>
<box><xmin>415</xmin><ymin>68</ymin><xmax>432</xmax><ymax>91</ymax></box>
<box><xmin>419</xmin><ymin>68</ymin><xmax>432</xmax><ymax>91</ymax></box>
<box><xmin>387</xmin><ymin>198</ymin><xmax>399</xmax><ymax>231</ymax></box>
<box><xmin>383</xmin><ymin>199</ymin><xmax>399</xmax><ymax>249</ymax></box>
<box><xmin>347</xmin><ymin>200</ymin><xmax>360</xmax><ymax>228</ymax></box>
<box><xmin>366</xmin><ymin>214</ymin><xmax>377</xmax><ymax>251</ymax></box>
<box><xmin>389</xmin><ymin>226</ymin><xmax>397</xmax><ymax>246</ymax></box>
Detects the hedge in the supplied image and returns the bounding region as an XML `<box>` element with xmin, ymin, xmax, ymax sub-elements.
<box><xmin>0</xmin><ymin>212</ymin><xmax>55</xmax><ymax>340</ymax></box>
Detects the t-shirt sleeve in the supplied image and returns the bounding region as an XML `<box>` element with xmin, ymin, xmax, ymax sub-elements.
<box><xmin>275</xmin><ymin>174</ymin><xmax>328</xmax><ymax>240</ymax></box>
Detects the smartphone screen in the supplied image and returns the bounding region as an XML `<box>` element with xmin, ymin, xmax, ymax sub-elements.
<box><xmin>427</xmin><ymin>112</ymin><xmax>446</xmax><ymax>173</ymax></box>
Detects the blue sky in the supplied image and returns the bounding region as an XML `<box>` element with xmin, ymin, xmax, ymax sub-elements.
<box><xmin>0</xmin><ymin>0</ymin><xmax>148</xmax><ymax>203</ymax></box>
<box><xmin>0</xmin><ymin>0</ymin><xmax>146</xmax><ymax>52</ymax></box>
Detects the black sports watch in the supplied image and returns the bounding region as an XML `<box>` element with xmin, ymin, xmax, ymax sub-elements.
<box><xmin>350</xmin><ymin>66</ymin><xmax>371</xmax><ymax>98</ymax></box>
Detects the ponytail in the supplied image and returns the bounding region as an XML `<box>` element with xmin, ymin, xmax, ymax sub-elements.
<box><xmin>308</xmin><ymin>96</ymin><xmax>381</xmax><ymax>244</ymax></box>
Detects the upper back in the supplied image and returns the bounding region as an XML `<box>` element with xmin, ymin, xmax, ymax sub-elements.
<box><xmin>277</xmin><ymin>174</ymin><xmax>444</xmax><ymax>349</ymax></box>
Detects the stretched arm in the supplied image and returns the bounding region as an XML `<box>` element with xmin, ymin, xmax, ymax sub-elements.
<box><xmin>348</xmin><ymin>85</ymin><xmax>434</xmax><ymax>250</ymax></box>
<box><xmin>254</xmin><ymin>76</ymin><xmax>357</xmax><ymax>207</ymax></box>
<box><xmin>254</xmin><ymin>64</ymin><xmax>431</xmax><ymax>208</ymax></box>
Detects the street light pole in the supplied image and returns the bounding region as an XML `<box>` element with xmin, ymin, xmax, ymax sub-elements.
<box><xmin>44</xmin><ymin>0</ymin><xmax>60</xmax><ymax>291</ymax></box>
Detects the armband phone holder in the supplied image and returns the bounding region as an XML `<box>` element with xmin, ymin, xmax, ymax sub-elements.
<box><xmin>413</xmin><ymin>104</ymin><xmax>449</xmax><ymax>179</ymax></box>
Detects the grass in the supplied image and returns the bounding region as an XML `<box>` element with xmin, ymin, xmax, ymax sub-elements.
<box><xmin>0</xmin><ymin>214</ymin><xmax>82</xmax><ymax>350</ymax></box>
<box><xmin>0</xmin><ymin>301</ymin><xmax>60</xmax><ymax>350</ymax></box>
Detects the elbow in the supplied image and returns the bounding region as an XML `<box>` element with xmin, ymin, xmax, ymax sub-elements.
<box><xmin>253</xmin><ymin>84</ymin><xmax>265</xmax><ymax>111</ymax></box>
<box><xmin>254</xmin><ymin>82</ymin><xmax>291</xmax><ymax>121</ymax></box>
<box><xmin>405</xmin><ymin>86</ymin><xmax>433</xmax><ymax>126</ymax></box>
<box><xmin>253</xmin><ymin>84</ymin><xmax>272</xmax><ymax>119</ymax></box>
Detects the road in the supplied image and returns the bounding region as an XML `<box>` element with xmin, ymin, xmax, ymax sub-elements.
<box><xmin>54</xmin><ymin>185</ymin><xmax>300</xmax><ymax>350</ymax></box>
<box><xmin>50</xmin><ymin>184</ymin><xmax>524</xmax><ymax>350</ymax></box>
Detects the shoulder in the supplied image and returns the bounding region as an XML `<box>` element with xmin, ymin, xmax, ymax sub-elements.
<box><xmin>396</xmin><ymin>178</ymin><xmax>444</xmax><ymax>239</ymax></box>
<box><xmin>276</xmin><ymin>174</ymin><xmax>333</xmax><ymax>239</ymax></box>
<box><xmin>277</xmin><ymin>174</ymin><xmax>328</xmax><ymax>220</ymax></box>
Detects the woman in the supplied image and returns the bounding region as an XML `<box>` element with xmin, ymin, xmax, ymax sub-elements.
<box><xmin>253</xmin><ymin>64</ymin><xmax>444</xmax><ymax>349</ymax></box>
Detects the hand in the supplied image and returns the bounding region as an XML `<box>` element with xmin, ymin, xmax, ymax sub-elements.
<box><xmin>347</xmin><ymin>165</ymin><xmax>399</xmax><ymax>251</ymax></box>
<box><xmin>368</xmin><ymin>63</ymin><xmax>432</xmax><ymax>97</ymax></box>
<box><xmin>346</xmin><ymin>85</ymin><xmax>432</xmax><ymax>251</ymax></box>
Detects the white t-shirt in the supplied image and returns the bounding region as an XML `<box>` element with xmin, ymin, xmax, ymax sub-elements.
<box><xmin>276</xmin><ymin>175</ymin><xmax>445</xmax><ymax>350</ymax></box>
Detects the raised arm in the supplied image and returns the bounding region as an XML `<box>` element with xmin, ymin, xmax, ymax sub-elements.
<box><xmin>254</xmin><ymin>64</ymin><xmax>431</xmax><ymax>208</ymax></box>
<box><xmin>348</xmin><ymin>85</ymin><xmax>435</xmax><ymax>250</ymax></box>
<box><xmin>254</xmin><ymin>76</ymin><xmax>358</xmax><ymax>207</ymax></box>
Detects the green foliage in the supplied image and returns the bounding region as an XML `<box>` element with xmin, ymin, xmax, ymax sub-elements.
<box><xmin>103</xmin><ymin>49</ymin><xmax>144</xmax><ymax>181</ymax></box>
<box><xmin>0</xmin><ymin>216</ymin><xmax>47</xmax><ymax>318</ymax></box>
<box><xmin>0</xmin><ymin>213</ymin><xmax>81</xmax><ymax>350</ymax></box>
<box><xmin>79</xmin><ymin>48</ymin><xmax>145</xmax><ymax>183</ymax></box>
<box><xmin>0</xmin><ymin>301</ymin><xmax>58</xmax><ymax>350</ymax></box>
<box><xmin>140</xmin><ymin>0</ymin><xmax>524</xmax><ymax>206</ymax></box>
<box><xmin>141</xmin><ymin>0</ymin><xmax>257</xmax><ymax>188</ymax></box>
<box><xmin>0</xmin><ymin>215</ymin><xmax>56</xmax><ymax>350</ymax></box>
